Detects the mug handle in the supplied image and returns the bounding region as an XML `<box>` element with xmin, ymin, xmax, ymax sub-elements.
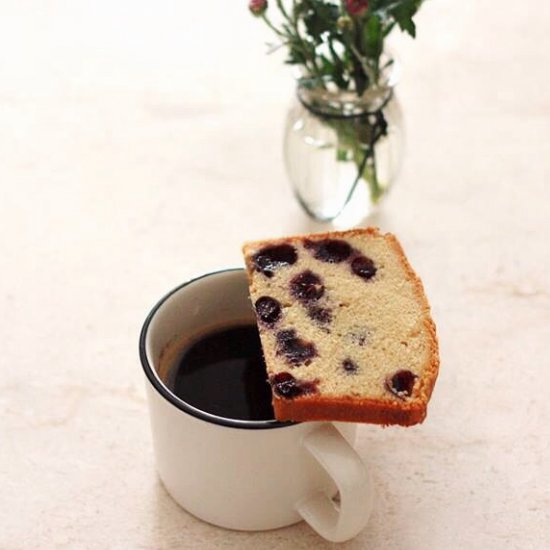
<box><xmin>295</xmin><ymin>423</ymin><xmax>373</xmax><ymax>542</ymax></box>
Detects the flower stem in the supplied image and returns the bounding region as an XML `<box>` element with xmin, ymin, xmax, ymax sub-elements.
<box><xmin>351</xmin><ymin>18</ymin><xmax>368</xmax><ymax>95</ymax></box>
<box><xmin>275</xmin><ymin>0</ymin><xmax>289</xmax><ymax>20</ymax></box>
<box><xmin>286</xmin><ymin>0</ymin><xmax>325</xmax><ymax>86</ymax></box>
<box><xmin>261</xmin><ymin>14</ymin><xmax>286</xmax><ymax>38</ymax></box>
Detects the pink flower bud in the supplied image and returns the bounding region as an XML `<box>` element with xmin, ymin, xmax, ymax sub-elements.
<box><xmin>249</xmin><ymin>0</ymin><xmax>268</xmax><ymax>17</ymax></box>
<box><xmin>345</xmin><ymin>0</ymin><xmax>368</xmax><ymax>16</ymax></box>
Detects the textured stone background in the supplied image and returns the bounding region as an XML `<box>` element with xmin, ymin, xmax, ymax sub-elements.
<box><xmin>1</xmin><ymin>1</ymin><xmax>548</xmax><ymax>548</ymax></box>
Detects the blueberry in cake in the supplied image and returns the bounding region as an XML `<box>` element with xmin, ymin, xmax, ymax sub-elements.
<box><xmin>242</xmin><ymin>227</ymin><xmax>439</xmax><ymax>426</ymax></box>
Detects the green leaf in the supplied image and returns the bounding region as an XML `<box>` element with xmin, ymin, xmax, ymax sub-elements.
<box><xmin>302</xmin><ymin>1</ymin><xmax>339</xmax><ymax>44</ymax></box>
<box><xmin>369</xmin><ymin>0</ymin><xmax>398</xmax><ymax>10</ymax></box>
<box><xmin>383</xmin><ymin>21</ymin><xmax>395</xmax><ymax>37</ymax></box>
<box><xmin>398</xmin><ymin>15</ymin><xmax>416</xmax><ymax>37</ymax></box>
<box><xmin>285</xmin><ymin>37</ymin><xmax>308</xmax><ymax>65</ymax></box>
<box><xmin>390</xmin><ymin>0</ymin><xmax>422</xmax><ymax>38</ymax></box>
<box><xmin>362</xmin><ymin>14</ymin><xmax>383</xmax><ymax>59</ymax></box>
<box><xmin>320</xmin><ymin>55</ymin><xmax>334</xmax><ymax>74</ymax></box>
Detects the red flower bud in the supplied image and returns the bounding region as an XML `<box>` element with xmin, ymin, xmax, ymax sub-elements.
<box><xmin>345</xmin><ymin>0</ymin><xmax>368</xmax><ymax>16</ymax></box>
<box><xmin>249</xmin><ymin>0</ymin><xmax>268</xmax><ymax>17</ymax></box>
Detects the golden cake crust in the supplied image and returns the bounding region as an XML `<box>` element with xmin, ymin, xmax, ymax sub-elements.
<box><xmin>243</xmin><ymin>227</ymin><xmax>439</xmax><ymax>427</ymax></box>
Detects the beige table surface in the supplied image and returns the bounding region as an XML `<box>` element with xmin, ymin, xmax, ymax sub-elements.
<box><xmin>1</xmin><ymin>1</ymin><xmax>549</xmax><ymax>548</ymax></box>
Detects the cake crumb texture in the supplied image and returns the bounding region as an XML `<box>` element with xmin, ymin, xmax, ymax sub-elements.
<box><xmin>242</xmin><ymin>227</ymin><xmax>439</xmax><ymax>426</ymax></box>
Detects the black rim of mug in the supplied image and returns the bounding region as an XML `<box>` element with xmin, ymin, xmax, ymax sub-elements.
<box><xmin>139</xmin><ymin>268</ymin><xmax>297</xmax><ymax>430</ymax></box>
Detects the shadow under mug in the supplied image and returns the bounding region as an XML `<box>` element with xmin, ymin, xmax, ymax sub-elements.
<box><xmin>139</xmin><ymin>268</ymin><xmax>373</xmax><ymax>542</ymax></box>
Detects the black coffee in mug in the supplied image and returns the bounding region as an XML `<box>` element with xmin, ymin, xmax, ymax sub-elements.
<box><xmin>164</xmin><ymin>324</ymin><xmax>275</xmax><ymax>421</ymax></box>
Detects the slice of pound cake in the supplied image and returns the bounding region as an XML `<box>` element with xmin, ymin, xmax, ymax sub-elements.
<box><xmin>242</xmin><ymin>227</ymin><xmax>439</xmax><ymax>426</ymax></box>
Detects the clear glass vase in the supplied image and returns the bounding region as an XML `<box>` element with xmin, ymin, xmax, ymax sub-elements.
<box><xmin>283</xmin><ymin>68</ymin><xmax>403</xmax><ymax>222</ymax></box>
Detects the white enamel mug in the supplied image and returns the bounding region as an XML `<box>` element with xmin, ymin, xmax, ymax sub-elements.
<box><xmin>139</xmin><ymin>268</ymin><xmax>373</xmax><ymax>542</ymax></box>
